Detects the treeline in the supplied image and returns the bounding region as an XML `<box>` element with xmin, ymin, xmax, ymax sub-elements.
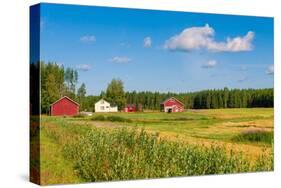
<box><xmin>38</xmin><ymin>61</ymin><xmax>273</xmax><ymax>113</ymax></box>
<box><xmin>40</xmin><ymin>62</ymin><xmax>90</xmax><ymax>113</ymax></box>
<box><xmin>40</xmin><ymin>62</ymin><xmax>126</xmax><ymax>113</ymax></box>
<box><xmin>125</xmin><ymin>88</ymin><xmax>273</xmax><ymax>110</ymax></box>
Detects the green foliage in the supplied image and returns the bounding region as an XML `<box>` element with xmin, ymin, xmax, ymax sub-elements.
<box><xmin>64</xmin><ymin>67</ymin><xmax>78</xmax><ymax>97</ymax></box>
<box><xmin>63</xmin><ymin>128</ymin><xmax>273</xmax><ymax>182</ymax></box>
<box><xmin>73</xmin><ymin>114</ymin><xmax>86</xmax><ymax>118</ymax></box>
<box><xmin>125</xmin><ymin>88</ymin><xmax>273</xmax><ymax>110</ymax></box>
<box><xmin>77</xmin><ymin>83</ymin><xmax>87</xmax><ymax>110</ymax></box>
<box><xmin>41</xmin><ymin>62</ymin><xmax>65</xmax><ymax>113</ymax></box>
<box><xmin>233</xmin><ymin>130</ymin><xmax>273</xmax><ymax>144</ymax></box>
<box><xmin>40</xmin><ymin>61</ymin><xmax>86</xmax><ymax>114</ymax></box>
<box><xmin>91</xmin><ymin>115</ymin><xmax>132</xmax><ymax>122</ymax></box>
<box><xmin>83</xmin><ymin>95</ymin><xmax>100</xmax><ymax>112</ymax></box>
<box><xmin>106</xmin><ymin>79</ymin><xmax>126</xmax><ymax>110</ymax></box>
<box><xmin>91</xmin><ymin>115</ymin><xmax>106</xmax><ymax>121</ymax></box>
<box><xmin>40</xmin><ymin>61</ymin><xmax>273</xmax><ymax>114</ymax></box>
<box><xmin>107</xmin><ymin>116</ymin><xmax>132</xmax><ymax>122</ymax></box>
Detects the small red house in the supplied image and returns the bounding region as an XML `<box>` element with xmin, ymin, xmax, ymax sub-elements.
<box><xmin>124</xmin><ymin>104</ymin><xmax>142</xmax><ymax>112</ymax></box>
<box><xmin>160</xmin><ymin>97</ymin><xmax>184</xmax><ymax>113</ymax></box>
<box><xmin>50</xmin><ymin>96</ymin><xmax>79</xmax><ymax>116</ymax></box>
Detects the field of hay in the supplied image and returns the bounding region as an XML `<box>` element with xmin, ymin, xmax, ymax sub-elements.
<box><xmin>33</xmin><ymin>108</ymin><xmax>274</xmax><ymax>185</ymax></box>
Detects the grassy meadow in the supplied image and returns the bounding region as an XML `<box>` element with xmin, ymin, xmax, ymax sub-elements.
<box><xmin>34</xmin><ymin>108</ymin><xmax>274</xmax><ymax>185</ymax></box>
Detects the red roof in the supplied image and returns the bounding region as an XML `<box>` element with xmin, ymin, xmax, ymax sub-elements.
<box><xmin>50</xmin><ymin>96</ymin><xmax>80</xmax><ymax>106</ymax></box>
<box><xmin>161</xmin><ymin>97</ymin><xmax>184</xmax><ymax>106</ymax></box>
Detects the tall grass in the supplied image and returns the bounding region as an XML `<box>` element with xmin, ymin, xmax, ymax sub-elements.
<box><xmin>63</xmin><ymin>128</ymin><xmax>273</xmax><ymax>182</ymax></box>
<box><xmin>233</xmin><ymin>129</ymin><xmax>273</xmax><ymax>144</ymax></box>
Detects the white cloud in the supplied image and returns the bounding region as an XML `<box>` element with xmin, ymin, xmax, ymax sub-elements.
<box><xmin>110</xmin><ymin>56</ymin><xmax>132</xmax><ymax>63</ymax></box>
<box><xmin>76</xmin><ymin>64</ymin><xmax>91</xmax><ymax>71</ymax></box>
<box><xmin>201</xmin><ymin>60</ymin><xmax>217</xmax><ymax>68</ymax></box>
<box><xmin>265</xmin><ymin>64</ymin><xmax>274</xmax><ymax>75</ymax></box>
<box><xmin>164</xmin><ymin>24</ymin><xmax>254</xmax><ymax>52</ymax></box>
<box><xmin>80</xmin><ymin>35</ymin><xmax>96</xmax><ymax>43</ymax></box>
<box><xmin>144</xmin><ymin>37</ymin><xmax>152</xmax><ymax>48</ymax></box>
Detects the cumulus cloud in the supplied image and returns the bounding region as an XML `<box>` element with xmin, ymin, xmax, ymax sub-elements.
<box><xmin>76</xmin><ymin>64</ymin><xmax>91</xmax><ymax>71</ymax></box>
<box><xmin>201</xmin><ymin>60</ymin><xmax>217</xmax><ymax>68</ymax></box>
<box><xmin>164</xmin><ymin>24</ymin><xmax>254</xmax><ymax>52</ymax></box>
<box><xmin>144</xmin><ymin>37</ymin><xmax>152</xmax><ymax>48</ymax></box>
<box><xmin>110</xmin><ymin>56</ymin><xmax>132</xmax><ymax>63</ymax></box>
<box><xmin>80</xmin><ymin>35</ymin><xmax>96</xmax><ymax>43</ymax></box>
<box><xmin>265</xmin><ymin>64</ymin><xmax>274</xmax><ymax>75</ymax></box>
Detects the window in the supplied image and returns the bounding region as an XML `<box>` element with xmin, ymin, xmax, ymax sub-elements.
<box><xmin>100</xmin><ymin>106</ymin><xmax>105</xmax><ymax>110</ymax></box>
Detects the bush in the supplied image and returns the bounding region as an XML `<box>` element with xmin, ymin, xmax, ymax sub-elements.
<box><xmin>232</xmin><ymin>129</ymin><xmax>273</xmax><ymax>144</ymax></box>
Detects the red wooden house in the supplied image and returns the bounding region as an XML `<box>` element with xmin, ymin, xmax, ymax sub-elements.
<box><xmin>50</xmin><ymin>96</ymin><xmax>79</xmax><ymax>116</ymax></box>
<box><xmin>160</xmin><ymin>97</ymin><xmax>184</xmax><ymax>113</ymax></box>
<box><xmin>124</xmin><ymin>104</ymin><xmax>142</xmax><ymax>112</ymax></box>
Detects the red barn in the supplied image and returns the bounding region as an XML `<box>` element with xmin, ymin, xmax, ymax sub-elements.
<box><xmin>160</xmin><ymin>97</ymin><xmax>184</xmax><ymax>113</ymax></box>
<box><xmin>50</xmin><ymin>96</ymin><xmax>79</xmax><ymax>116</ymax></box>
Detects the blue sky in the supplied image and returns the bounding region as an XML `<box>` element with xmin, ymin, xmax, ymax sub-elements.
<box><xmin>40</xmin><ymin>3</ymin><xmax>274</xmax><ymax>95</ymax></box>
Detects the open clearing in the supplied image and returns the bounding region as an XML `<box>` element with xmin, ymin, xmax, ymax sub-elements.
<box><xmin>35</xmin><ymin>108</ymin><xmax>273</xmax><ymax>184</ymax></box>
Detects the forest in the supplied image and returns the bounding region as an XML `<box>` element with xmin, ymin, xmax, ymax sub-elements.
<box><xmin>36</xmin><ymin>62</ymin><xmax>273</xmax><ymax>113</ymax></box>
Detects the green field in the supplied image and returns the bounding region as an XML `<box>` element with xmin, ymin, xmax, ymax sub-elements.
<box><xmin>32</xmin><ymin>108</ymin><xmax>274</xmax><ymax>185</ymax></box>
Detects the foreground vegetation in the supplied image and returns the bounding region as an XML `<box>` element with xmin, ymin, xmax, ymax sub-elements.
<box><xmin>64</xmin><ymin>128</ymin><xmax>272</xmax><ymax>182</ymax></box>
<box><xmin>233</xmin><ymin>129</ymin><xmax>273</xmax><ymax>145</ymax></box>
<box><xmin>36</xmin><ymin>108</ymin><xmax>274</xmax><ymax>184</ymax></box>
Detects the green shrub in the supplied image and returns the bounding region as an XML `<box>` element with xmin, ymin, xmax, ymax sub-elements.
<box><xmin>233</xmin><ymin>129</ymin><xmax>273</xmax><ymax>144</ymax></box>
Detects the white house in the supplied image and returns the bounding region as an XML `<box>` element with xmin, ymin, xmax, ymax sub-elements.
<box><xmin>95</xmin><ymin>99</ymin><xmax>118</xmax><ymax>112</ymax></box>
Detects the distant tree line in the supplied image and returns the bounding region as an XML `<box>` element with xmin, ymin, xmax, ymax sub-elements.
<box><xmin>125</xmin><ymin>87</ymin><xmax>273</xmax><ymax>110</ymax></box>
<box><xmin>40</xmin><ymin>62</ymin><xmax>89</xmax><ymax>113</ymax></box>
<box><xmin>38</xmin><ymin>62</ymin><xmax>273</xmax><ymax>114</ymax></box>
<box><xmin>40</xmin><ymin>62</ymin><xmax>126</xmax><ymax>113</ymax></box>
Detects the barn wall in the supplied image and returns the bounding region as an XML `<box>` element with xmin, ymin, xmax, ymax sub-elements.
<box><xmin>51</xmin><ymin>98</ymin><xmax>79</xmax><ymax>116</ymax></box>
<box><xmin>162</xmin><ymin>98</ymin><xmax>184</xmax><ymax>112</ymax></box>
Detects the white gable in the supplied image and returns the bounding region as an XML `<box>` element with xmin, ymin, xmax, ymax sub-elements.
<box><xmin>95</xmin><ymin>99</ymin><xmax>110</xmax><ymax>106</ymax></box>
<box><xmin>95</xmin><ymin>99</ymin><xmax>118</xmax><ymax>112</ymax></box>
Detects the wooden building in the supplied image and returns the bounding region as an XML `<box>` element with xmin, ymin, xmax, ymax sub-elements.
<box><xmin>50</xmin><ymin>96</ymin><xmax>79</xmax><ymax>116</ymax></box>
